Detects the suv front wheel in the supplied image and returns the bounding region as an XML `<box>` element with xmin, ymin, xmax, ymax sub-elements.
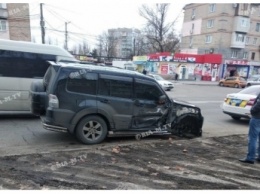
<box><xmin>76</xmin><ymin>115</ymin><xmax>108</xmax><ymax>144</ymax></box>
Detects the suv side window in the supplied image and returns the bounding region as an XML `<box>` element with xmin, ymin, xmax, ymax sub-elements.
<box><xmin>67</xmin><ymin>72</ymin><xmax>97</xmax><ymax>95</ymax></box>
<box><xmin>98</xmin><ymin>76</ymin><xmax>133</xmax><ymax>98</ymax></box>
<box><xmin>135</xmin><ymin>81</ymin><xmax>163</xmax><ymax>101</ymax></box>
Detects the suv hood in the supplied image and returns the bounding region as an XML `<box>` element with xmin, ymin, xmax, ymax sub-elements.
<box><xmin>171</xmin><ymin>98</ymin><xmax>197</xmax><ymax>108</ymax></box>
<box><xmin>157</xmin><ymin>80</ymin><xmax>173</xmax><ymax>85</ymax></box>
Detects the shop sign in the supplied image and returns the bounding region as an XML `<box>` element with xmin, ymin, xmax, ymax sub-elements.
<box><xmin>225</xmin><ymin>60</ymin><xmax>248</xmax><ymax>65</ymax></box>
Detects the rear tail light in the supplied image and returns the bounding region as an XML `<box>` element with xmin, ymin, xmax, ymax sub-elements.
<box><xmin>49</xmin><ymin>94</ymin><xmax>59</xmax><ymax>108</ymax></box>
<box><xmin>247</xmin><ymin>98</ymin><xmax>256</xmax><ymax>106</ymax></box>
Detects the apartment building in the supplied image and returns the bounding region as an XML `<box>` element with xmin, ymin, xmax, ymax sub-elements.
<box><xmin>0</xmin><ymin>3</ymin><xmax>31</xmax><ymax>41</ymax></box>
<box><xmin>180</xmin><ymin>3</ymin><xmax>260</xmax><ymax>78</ymax></box>
<box><xmin>108</xmin><ymin>28</ymin><xmax>140</xmax><ymax>58</ymax></box>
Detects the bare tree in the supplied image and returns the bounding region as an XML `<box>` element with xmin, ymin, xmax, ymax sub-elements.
<box><xmin>139</xmin><ymin>4</ymin><xmax>180</xmax><ymax>53</ymax></box>
<box><xmin>47</xmin><ymin>36</ymin><xmax>53</xmax><ymax>45</ymax></box>
<box><xmin>97</xmin><ymin>31</ymin><xmax>118</xmax><ymax>60</ymax></box>
<box><xmin>81</xmin><ymin>41</ymin><xmax>90</xmax><ymax>55</ymax></box>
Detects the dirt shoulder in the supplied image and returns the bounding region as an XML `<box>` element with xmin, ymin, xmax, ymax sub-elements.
<box><xmin>0</xmin><ymin>134</ymin><xmax>260</xmax><ymax>190</ymax></box>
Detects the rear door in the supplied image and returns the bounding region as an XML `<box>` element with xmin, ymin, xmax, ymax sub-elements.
<box><xmin>97</xmin><ymin>74</ymin><xmax>134</xmax><ymax>130</ymax></box>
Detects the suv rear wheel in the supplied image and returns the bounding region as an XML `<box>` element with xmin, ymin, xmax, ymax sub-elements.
<box><xmin>76</xmin><ymin>115</ymin><xmax>108</xmax><ymax>144</ymax></box>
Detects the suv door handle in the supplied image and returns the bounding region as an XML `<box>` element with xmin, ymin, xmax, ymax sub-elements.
<box><xmin>134</xmin><ymin>99</ymin><xmax>144</xmax><ymax>107</ymax></box>
<box><xmin>99</xmin><ymin>99</ymin><xmax>109</xmax><ymax>103</ymax></box>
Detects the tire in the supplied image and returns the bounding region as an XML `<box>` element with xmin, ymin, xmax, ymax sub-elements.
<box><xmin>76</xmin><ymin>115</ymin><xmax>108</xmax><ymax>145</ymax></box>
<box><xmin>219</xmin><ymin>82</ymin><xmax>224</xmax><ymax>87</ymax></box>
<box><xmin>231</xmin><ymin>116</ymin><xmax>241</xmax><ymax>120</ymax></box>
<box><xmin>234</xmin><ymin>84</ymin><xmax>239</xmax><ymax>88</ymax></box>
<box><xmin>247</xmin><ymin>83</ymin><xmax>251</xmax><ymax>87</ymax></box>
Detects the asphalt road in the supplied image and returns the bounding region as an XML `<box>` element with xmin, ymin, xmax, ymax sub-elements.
<box><xmin>1</xmin><ymin>83</ymin><xmax>259</xmax><ymax>190</ymax></box>
<box><xmin>0</xmin><ymin>83</ymin><xmax>249</xmax><ymax>156</ymax></box>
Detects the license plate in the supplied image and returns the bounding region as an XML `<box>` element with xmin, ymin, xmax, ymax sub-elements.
<box><xmin>226</xmin><ymin>98</ymin><xmax>247</xmax><ymax>107</ymax></box>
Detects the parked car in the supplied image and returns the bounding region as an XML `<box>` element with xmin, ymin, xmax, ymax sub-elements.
<box><xmin>246</xmin><ymin>74</ymin><xmax>260</xmax><ymax>87</ymax></box>
<box><xmin>222</xmin><ymin>85</ymin><xmax>260</xmax><ymax>120</ymax></box>
<box><xmin>148</xmin><ymin>74</ymin><xmax>174</xmax><ymax>91</ymax></box>
<box><xmin>30</xmin><ymin>61</ymin><xmax>204</xmax><ymax>144</ymax></box>
<box><xmin>218</xmin><ymin>76</ymin><xmax>246</xmax><ymax>88</ymax></box>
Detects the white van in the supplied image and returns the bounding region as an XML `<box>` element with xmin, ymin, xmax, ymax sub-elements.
<box><xmin>0</xmin><ymin>39</ymin><xmax>78</xmax><ymax>114</ymax></box>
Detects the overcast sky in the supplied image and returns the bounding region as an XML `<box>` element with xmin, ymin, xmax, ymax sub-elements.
<box><xmin>25</xmin><ymin>0</ymin><xmax>187</xmax><ymax>50</ymax></box>
<box><xmin>4</xmin><ymin>0</ymin><xmax>253</xmax><ymax>50</ymax></box>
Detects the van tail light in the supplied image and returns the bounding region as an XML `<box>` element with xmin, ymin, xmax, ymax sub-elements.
<box><xmin>247</xmin><ymin>98</ymin><xmax>256</xmax><ymax>106</ymax></box>
<box><xmin>49</xmin><ymin>94</ymin><xmax>59</xmax><ymax>108</ymax></box>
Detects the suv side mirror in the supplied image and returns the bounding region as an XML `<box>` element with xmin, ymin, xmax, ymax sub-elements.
<box><xmin>158</xmin><ymin>95</ymin><xmax>167</xmax><ymax>105</ymax></box>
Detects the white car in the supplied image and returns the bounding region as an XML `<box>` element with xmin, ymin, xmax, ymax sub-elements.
<box><xmin>222</xmin><ymin>85</ymin><xmax>260</xmax><ymax>120</ymax></box>
<box><xmin>246</xmin><ymin>74</ymin><xmax>260</xmax><ymax>87</ymax></box>
<box><xmin>148</xmin><ymin>74</ymin><xmax>174</xmax><ymax>91</ymax></box>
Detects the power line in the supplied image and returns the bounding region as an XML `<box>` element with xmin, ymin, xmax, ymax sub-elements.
<box><xmin>44</xmin><ymin>3</ymin><xmax>80</xmax><ymax>15</ymax></box>
<box><xmin>44</xmin><ymin>6</ymin><xmax>70</xmax><ymax>23</ymax></box>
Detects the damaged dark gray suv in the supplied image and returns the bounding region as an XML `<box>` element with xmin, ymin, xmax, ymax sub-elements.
<box><xmin>30</xmin><ymin>62</ymin><xmax>203</xmax><ymax>144</ymax></box>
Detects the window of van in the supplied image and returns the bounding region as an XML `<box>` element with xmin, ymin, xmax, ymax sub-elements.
<box><xmin>0</xmin><ymin>50</ymin><xmax>56</xmax><ymax>78</ymax></box>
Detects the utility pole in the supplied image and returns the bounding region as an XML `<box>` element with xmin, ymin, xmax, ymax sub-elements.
<box><xmin>40</xmin><ymin>3</ymin><xmax>45</xmax><ymax>44</ymax></box>
<box><xmin>65</xmin><ymin>22</ymin><xmax>70</xmax><ymax>50</ymax></box>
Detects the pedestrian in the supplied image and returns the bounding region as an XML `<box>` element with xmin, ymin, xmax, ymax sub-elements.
<box><xmin>175</xmin><ymin>73</ymin><xmax>179</xmax><ymax>81</ymax></box>
<box><xmin>142</xmin><ymin>68</ymin><xmax>147</xmax><ymax>75</ymax></box>
<box><xmin>239</xmin><ymin>93</ymin><xmax>260</xmax><ymax>164</ymax></box>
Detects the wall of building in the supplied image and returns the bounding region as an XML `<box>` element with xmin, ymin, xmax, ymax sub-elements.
<box><xmin>181</xmin><ymin>3</ymin><xmax>260</xmax><ymax>66</ymax></box>
<box><xmin>7</xmin><ymin>3</ymin><xmax>31</xmax><ymax>41</ymax></box>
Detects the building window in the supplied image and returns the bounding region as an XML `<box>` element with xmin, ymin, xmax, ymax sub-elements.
<box><xmin>0</xmin><ymin>3</ymin><xmax>7</xmax><ymax>9</ymax></box>
<box><xmin>251</xmin><ymin>52</ymin><xmax>255</xmax><ymax>60</ymax></box>
<box><xmin>243</xmin><ymin>52</ymin><xmax>248</xmax><ymax>59</ymax></box>
<box><xmin>209</xmin><ymin>4</ymin><xmax>216</xmax><ymax>12</ymax></box>
<box><xmin>205</xmin><ymin>35</ymin><xmax>212</xmax><ymax>43</ymax></box>
<box><xmin>253</xmin><ymin>38</ymin><xmax>257</xmax><ymax>45</ymax></box>
<box><xmin>241</xmin><ymin>19</ymin><xmax>247</xmax><ymax>27</ymax></box>
<box><xmin>241</xmin><ymin>3</ymin><xmax>249</xmax><ymax>11</ymax></box>
<box><xmin>189</xmin><ymin>36</ymin><xmax>193</xmax><ymax>48</ymax></box>
<box><xmin>0</xmin><ymin>20</ymin><xmax>7</xmax><ymax>31</ymax></box>
<box><xmin>231</xmin><ymin>50</ymin><xmax>238</xmax><ymax>58</ymax></box>
<box><xmin>236</xmin><ymin>33</ymin><xmax>245</xmax><ymax>42</ymax></box>
<box><xmin>246</xmin><ymin>37</ymin><xmax>250</xmax><ymax>44</ymax></box>
<box><xmin>192</xmin><ymin>8</ymin><xmax>195</xmax><ymax>16</ymax></box>
<box><xmin>207</xmin><ymin>19</ymin><xmax>214</xmax><ymax>28</ymax></box>
<box><xmin>256</xmin><ymin>23</ymin><xmax>260</xmax><ymax>32</ymax></box>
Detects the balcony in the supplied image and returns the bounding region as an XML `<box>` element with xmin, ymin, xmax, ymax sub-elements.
<box><xmin>0</xmin><ymin>9</ymin><xmax>8</xmax><ymax>19</ymax></box>
<box><xmin>230</xmin><ymin>32</ymin><xmax>245</xmax><ymax>49</ymax></box>
<box><xmin>233</xmin><ymin>16</ymin><xmax>250</xmax><ymax>33</ymax></box>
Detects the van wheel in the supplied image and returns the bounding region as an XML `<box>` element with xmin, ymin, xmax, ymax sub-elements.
<box><xmin>76</xmin><ymin>116</ymin><xmax>107</xmax><ymax>144</ymax></box>
<box><xmin>219</xmin><ymin>82</ymin><xmax>224</xmax><ymax>87</ymax></box>
<box><xmin>234</xmin><ymin>84</ymin><xmax>239</xmax><ymax>88</ymax></box>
